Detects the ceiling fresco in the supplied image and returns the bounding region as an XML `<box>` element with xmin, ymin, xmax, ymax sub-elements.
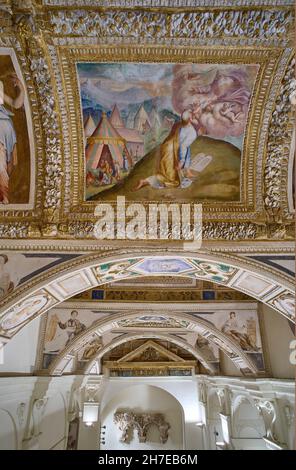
<box><xmin>35</xmin><ymin>301</ymin><xmax>264</xmax><ymax>377</ymax></box>
<box><xmin>80</xmin><ymin>62</ymin><xmax>258</xmax><ymax>202</ymax></box>
<box><xmin>0</xmin><ymin>49</ymin><xmax>33</xmax><ymax>206</ymax></box>
<box><xmin>0</xmin><ymin>252</ymin><xmax>81</xmax><ymax>298</ymax></box>
<box><xmin>0</xmin><ymin>1</ymin><xmax>294</xmax><ymax>363</ymax></box>
<box><xmin>0</xmin><ymin>253</ymin><xmax>294</xmax><ymax>341</ymax></box>
<box><xmin>0</xmin><ymin>0</ymin><xmax>293</xmax><ymax>243</ymax></box>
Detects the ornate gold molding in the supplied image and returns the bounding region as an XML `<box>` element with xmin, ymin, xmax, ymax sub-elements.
<box><xmin>0</xmin><ymin>1</ymin><xmax>294</xmax><ymax>242</ymax></box>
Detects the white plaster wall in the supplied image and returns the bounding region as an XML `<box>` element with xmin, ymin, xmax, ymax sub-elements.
<box><xmin>202</xmin><ymin>376</ymin><xmax>295</xmax><ymax>450</ymax></box>
<box><xmin>77</xmin><ymin>420</ymin><xmax>100</xmax><ymax>450</ymax></box>
<box><xmin>0</xmin><ymin>376</ymin><xmax>74</xmax><ymax>450</ymax></box>
<box><xmin>261</xmin><ymin>304</ymin><xmax>295</xmax><ymax>379</ymax></box>
<box><xmin>0</xmin><ymin>375</ymin><xmax>294</xmax><ymax>450</ymax></box>
<box><xmin>38</xmin><ymin>392</ymin><xmax>67</xmax><ymax>450</ymax></box>
<box><xmin>99</xmin><ymin>377</ymin><xmax>202</xmax><ymax>450</ymax></box>
<box><xmin>0</xmin><ymin>316</ymin><xmax>41</xmax><ymax>374</ymax></box>
<box><xmin>206</xmin><ymin>390</ymin><xmax>224</xmax><ymax>449</ymax></box>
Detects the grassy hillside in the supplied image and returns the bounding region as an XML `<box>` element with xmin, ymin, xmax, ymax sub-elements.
<box><xmin>88</xmin><ymin>136</ymin><xmax>241</xmax><ymax>202</ymax></box>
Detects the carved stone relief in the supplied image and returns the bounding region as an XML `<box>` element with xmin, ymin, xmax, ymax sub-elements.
<box><xmin>114</xmin><ymin>411</ymin><xmax>170</xmax><ymax>444</ymax></box>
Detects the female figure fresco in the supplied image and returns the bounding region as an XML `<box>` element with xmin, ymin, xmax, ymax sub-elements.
<box><xmin>0</xmin><ymin>73</ymin><xmax>24</xmax><ymax>203</ymax></box>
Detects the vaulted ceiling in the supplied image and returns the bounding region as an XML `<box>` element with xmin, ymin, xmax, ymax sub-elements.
<box><xmin>0</xmin><ymin>0</ymin><xmax>294</xmax><ymax>240</ymax></box>
<box><xmin>0</xmin><ymin>1</ymin><xmax>294</xmax><ymax>379</ymax></box>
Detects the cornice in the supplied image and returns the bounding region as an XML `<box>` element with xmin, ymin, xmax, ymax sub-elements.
<box><xmin>41</xmin><ymin>0</ymin><xmax>295</xmax><ymax>7</ymax></box>
<box><xmin>0</xmin><ymin>239</ymin><xmax>294</xmax><ymax>253</ymax></box>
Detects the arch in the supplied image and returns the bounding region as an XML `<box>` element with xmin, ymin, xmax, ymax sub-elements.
<box><xmin>100</xmin><ymin>383</ymin><xmax>185</xmax><ymax>450</ymax></box>
<box><xmin>47</xmin><ymin>310</ymin><xmax>259</xmax><ymax>377</ymax></box>
<box><xmin>84</xmin><ymin>332</ymin><xmax>216</xmax><ymax>375</ymax></box>
<box><xmin>0</xmin><ymin>250</ymin><xmax>294</xmax><ymax>342</ymax></box>
<box><xmin>232</xmin><ymin>395</ymin><xmax>266</xmax><ymax>440</ymax></box>
<box><xmin>0</xmin><ymin>409</ymin><xmax>18</xmax><ymax>450</ymax></box>
<box><xmin>206</xmin><ymin>390</ymin><xmax>224</xmax><ymax>448</ymax></box>
<box><xmin>101</xmin><ymin>383</ymin><xmax>185</xmax><ymax>418</ymax></box>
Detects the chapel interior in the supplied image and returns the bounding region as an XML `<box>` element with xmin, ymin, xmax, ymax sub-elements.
<box><xmin>0</xmin><ymin>0</ymin><xmax>295</xmax><ymax>451</ymax></box>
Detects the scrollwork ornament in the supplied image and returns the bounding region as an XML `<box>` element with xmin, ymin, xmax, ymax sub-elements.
<box><xmin>67</xmin><ymin>221</ymin><xmax>259</xmax><ymax>240</ymax></box>
<box><xmin>255</xmin><ymin>399</ymin><xmax>278</xmax><ymax>442</ymax></box>
<box><xmin>28</xmin><ymin>55</ymin><xmax>63</xmax><ymax>212</ymax></box>
<box><xmin>23</xmin><ymin>397</ymin><xmax>48</xmax><ymax>446</ymax></box>
<box><xmin>84</xmin><ymin>378</ymin><xmax>103</xmax><ymax>402</ymax></box>
<box><xmin>14</xmin><ymin>9</ymin><xmax>63</xmax><ymax>216</ymax></box>
<box><xmin>49</xmin><ymin>8</ymin><xmax>294</xmax><ymax>46</ymax></box>
<box><xmin>264</xmin><ymin>57</ymin><xmax>295</xmax><ymax>220</ymax></box>
<box><xmin>0</xmin><ymin>223</ymin><xmax>28</xmax><ymax>238</ymax></box>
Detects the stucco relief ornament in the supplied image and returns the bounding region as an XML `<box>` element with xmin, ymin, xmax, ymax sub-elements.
<box><xmin>170</xmin><ymin>9</ymin><xmax>293</xmax><ymax>43</ymax></box>
<box><xmin>289</xmin><ymin>79</ymin><xmax>296</xmax><ymax>106</ymax></box>
<box><xmin>10</xmin><ymin>0</ymin><xmax>34</xmax><ymax>10</ymax></box>
<box><xmin>0</xmin><ymin>223</ymin><xmax>28</xmax><ymax>238</ymax></box>
<box><xmin>114</xmin><ymin>411</ymin><xmax>170</xmax><ymax>444</ymax></box>
<box><xmin>14</xmin><ymin>9</ymin><xmax>63</xmax><ymax>221</ymax></box>
<box><xmin>68</xmin><ymin>221</ymin><xmax>259</xmax><ymax>241</ymax></box>
<box><xmin>50</xmin><ymin>10</ymin><xmax>166</xmax><ymax>39</ymax></box>
<box><xmin>22</xmin><ymin>397</ymin><xmax>48</xmax><ymax>449</ymax></box>
<box><xmin>203</xmin><ymin>223</ymin><xmax>257</xmax><ymax>241</ymax></box>
<box><xmin>68</xmin><ymin>221</ymin><xmax>95</xmax><ymax>238</ymax></box>
<box><xmin>29</xmin><ymin>56</ymin><xmax>62</xmax><ymax>211</ymax></box>
<box><xmin>49</xmin><ymin>8</ymin><xmax>293</xmax><ymax>45</ymax></box>
<box><xmin>85</xmin><ymin>380</ymin><xmax>103</xmax><ymax>402</ymax></box>
<box><xmin>17</xmin><ymin>402</ymin><xmax>26</xmax><ymax>426</ymax></box>
<box><xmin>199</xmin><ymin>381</ymin><xmax>207</xmax><ymax>404</ymax></box>
<box><xmin>255</xmin><ymin>400</ymin><xmax>278</xmax><ymax>442</ymax></box>
<box><xmin>264</xmin><ymin>57</ymin><xmax>295</xmax><ymax>219</ymax></box>
<box><xmin>217</xmin><ymin>388</ymin><xmax>227</xmax><ymax>414</ymax></box>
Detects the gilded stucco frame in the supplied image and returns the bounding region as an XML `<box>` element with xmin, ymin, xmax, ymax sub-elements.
<box><xmin>57</xmin><ymin>44</ymin><xmax>281</xmax><ymax>223</ymax></box>
<box><xmin>0</xmin><ymin>2</ymin><xmax>293</xmax><ymax>241</ymax></box>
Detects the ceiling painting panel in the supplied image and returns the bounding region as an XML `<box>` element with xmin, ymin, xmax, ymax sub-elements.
<box><xmin>0</xmin><ymin>2</ymin><xmax>293</xmax><ymax>242</ymax></box>
<box><xmin>78</xmin><ymin>61</ymin><xmax>258</xmax><ymax>203</ymax></box>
